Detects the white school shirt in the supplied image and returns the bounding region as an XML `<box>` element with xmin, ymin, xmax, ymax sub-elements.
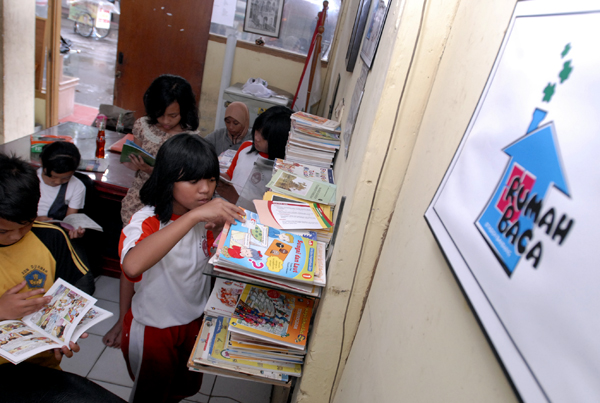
<box><xmin>37</xmin><ymin>168</ymin><xmax>86</xmax><ymax>217</ymax></box>
<box><xmin>226</xmin><ymin>141</ymin><xmax>268</xmax><ymax>193</ymax></box>
<box><xmin>120</xmin><ymin>206</ymin><xmax>213</xmax><ymax>328</ymax></box>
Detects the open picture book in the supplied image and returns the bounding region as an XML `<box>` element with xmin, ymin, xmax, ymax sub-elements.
<box><xmin>0</xmin><ymin>278</ymin><xmax>113</xmax><ymax>364</ymax></box>
<box><xmin>47</xmin><ymin>213</ymin><xmax>103</xmax><ymax>232</ymax></box>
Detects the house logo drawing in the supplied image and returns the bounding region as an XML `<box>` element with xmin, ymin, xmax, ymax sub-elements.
<box><xmin>475</xmin><ymin>44</ymin><xmax>577</xmax><ymax>276</ymax></box>
<box><xmin>476</xmin><ymin>108</ymin><xmax>575</xmax><ymax>276</ymax></box>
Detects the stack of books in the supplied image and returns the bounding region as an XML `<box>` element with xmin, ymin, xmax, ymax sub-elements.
<box><xmin>261</xmin><ymin>159</ymin><xmax>336</xmax><ymax>244</ymax></box>
<box><xmin>210</xmin><ymin>209</ymin><xmax>326</xmax><ymax>297</ymax></box>
<box><xmin>286</xmin><ymin>112</ymin><xmax>341</xmax><ymax>168</ymax></box>
<box><xmin>189</xmin><ymin>280</ymin><xmax>314</xmax><ymax>381</ymax></box>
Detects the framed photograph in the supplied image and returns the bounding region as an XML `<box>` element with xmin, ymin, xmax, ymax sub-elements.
<box><xmin>360</xmin><ymin>0</ymin><xmax>392</xmax><ymax>69</ymax></box>
<box><xmin>244</xmin><ymin>0</ymin><xmax>285</xmax><ymax>38</ymax></box>
<box><xmin>346</xmin><ymin>0</ymin><xmax>372</xmax><ymax>72</ymax></box>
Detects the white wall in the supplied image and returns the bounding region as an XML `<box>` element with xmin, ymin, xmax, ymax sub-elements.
<box><xmin>0</xmin><ymin>0</ymin><xmax>35</xmax><ymax>143</ymax></box>
<box><xmin>296</xmin><ymin>0</ymin><xmax>525</xmax><ymax>401</ymax></box>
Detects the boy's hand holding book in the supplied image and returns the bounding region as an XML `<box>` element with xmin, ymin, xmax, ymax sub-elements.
<box><xmin>0</xmin><ymin>281</ymin><xmax>51</xmax><ymax>320</ymax></box>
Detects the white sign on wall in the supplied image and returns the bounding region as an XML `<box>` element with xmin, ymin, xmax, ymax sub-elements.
<box><xmin>425</xmin><ymin>1</ymin><xmax>600</xmax><ymax>402</ymax></box>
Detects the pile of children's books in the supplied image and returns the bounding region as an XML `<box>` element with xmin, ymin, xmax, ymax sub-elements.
<box><xmin>188</xmin><ymin>278</ymin><xmax>314</xmax><ymax>382</ymax></box>
<box><xmin>210</xmin><ymin>209</ymin><xmax>326</xmax><ymax>296</ymax></box>
<box><xmin>262</xmin><ymin>159</ymin><xmax>336</xmax><ymax>244</ymax></box>
<box><xmin>286</xmin><ymin>111</ymin><xmax>341</xmax><ymax>168</ymax></box>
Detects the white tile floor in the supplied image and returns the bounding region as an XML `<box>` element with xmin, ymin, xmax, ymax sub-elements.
<box><xmin>61</xmin><ymin>275</ymin><xmax>274</xmax><ymax>403</ymax></box>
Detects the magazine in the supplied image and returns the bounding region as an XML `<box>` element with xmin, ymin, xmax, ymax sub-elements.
<box><xmin>274</xmin><ymin>159</ymin><xmax>335</xmax><ymax>184</ymax></box>
<box><xmin>0</xmin><ymin>278</ymin><xmax>113</xmax><ymax>364</ymax></box>
<box><xmin>214</xmin><ymin>210</ymin><xmax>318</xmax><ymax>285</ymax></box>
<box><xmin>47</xmin><ymin>213</ymin><xmax>103</xmax><ymax>232</ymax></box>
<box><xmin>291</xmin><ymin>111</ymin><xmax>341</xmax><ymax>132</ymax></box>
<box><xmin>209</xmin><ymin>316</ymin><xmax>302</xmax><ymax>376</ymax></box>
<box><xmin>253</xmin><ymin>200</ymin><xmax>332</xmax><ymax>230</ymax></box>
<box><xmin>266</xmin><ymin>170</ymin><xmax>337</xmax><ymax>205</ymax></box>
<box><xmin>204</xmin><ymin>278</ymin><xmax>246</xmax><ymax>317</ymax></box>
<box><xmin>188</xmin><ymin>316</ymin><xmax>291</xmax><ymax>381</ymax></box>
<box><xmin>119</xmin><ymin>140</ymin><xmax>155</xmax><ymax>166</ymax></box>
<box><xmin>229</xmin><ymin>284</ymin><xmax>314</xmax><ymax>351</ymax></box>
<box><xmin>218</xmin><ymin>149</ymin><xmax>238</xmax><ymax>174</ymax></box>
<box><xmin>212</xmin><ymin>265</ymin><xmax>321</xmax><ymax>297</ymax></box>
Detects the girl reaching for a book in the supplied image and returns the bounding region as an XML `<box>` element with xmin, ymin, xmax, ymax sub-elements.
<box><xmin>118</xmin><ymin>133</ymin><xmax>243</xmax><ymax>403</ymax></box>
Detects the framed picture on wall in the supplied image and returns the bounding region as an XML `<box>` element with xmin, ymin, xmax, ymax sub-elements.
<box><xmin>346</xmin><ymin>0</ymin><xmax>372</xmax><ymax>72</ymax></box>
<box><xmin>244</xmin><ymin>0</ymin><xmax>285</xmax><ymax>38</ymax></box>
<box><xmin>360</xmin><ymin>0</ymin><xmax>392</xmax><ymax>69</ymax></box>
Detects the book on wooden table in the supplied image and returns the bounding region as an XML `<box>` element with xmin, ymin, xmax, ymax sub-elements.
<box><xmin>77</xmin><ymin>159</ymin><xmax>109</xmax><ymax>173</ymax></box>
<box><xmin>229</xmin><ymin>284</ymin><xmax>314</xmax><ymax>352</ymax></box>
<box><xmin>266</xmin><ymin>169</ymin><xmax>336</xmax><ymax>206</ymax></box>
<box><xmin>119</xmin><ymin>140</ymin><xmax>155</xmax><ymax>166</ymax></box>
<box><xmin>204</xmin><ymin>278</ymin><xmax>245</xmax><ymax>317</ymax></box>
<box><xmin>213</xmin><ymin>209</ymin><xmax>318</xmax><ymax>285</ymax></box>
<box><xmin>47</xmin><ymin>213</ymin><xmax>103</xmax><ymax>232</ymax></box>
<box><xmin>0</xmin><ymin>278</ymin><xmax>113</xmax><ymax>364</ymax></box>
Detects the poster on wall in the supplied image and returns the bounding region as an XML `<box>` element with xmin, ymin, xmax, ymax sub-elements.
<box><xmin>425</xmin><ymin>1</ymin><xmax>600</xmax><ymax>402</ymax></box>
<box><xmin>244</xmin><ymin>0</ymin><xmax>284</xmax><ymax>38</ymax></box>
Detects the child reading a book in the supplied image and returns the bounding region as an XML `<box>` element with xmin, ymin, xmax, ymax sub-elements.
<box><xmin>104</xmin><ymin>74</ymin><xmax>200</xmax><ymax>349</ymax></box>
<box><xmin>0</xmin><ymin>153</ymin><xmax>90</xmax><ymax>369</ymax></box>
<box><xmin>218</xmin><ymin>105</ymin><xmax>293</xmax><ymax>204</ymax></box>
<box><xmin>118</xmin><ymin>134</ymin><xmax>243</xmax><ymax>403</ymax></box>
<box><xmin>36</xmin><ymin>141</ymin><xmax>86</xmax><ymax>239</ymax></box>
<box><xmin>120</xmin><ymin>74</ymin><xmax>200</xmax><ymax>225</ymax></box>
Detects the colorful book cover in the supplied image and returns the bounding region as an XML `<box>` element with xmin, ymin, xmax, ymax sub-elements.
<box><xmin>274</xmin><ymin>159</ymin><xmax>335</xmax><ymax>184</ymax></box>
<box><xmin>204</xmin><ymin>278</ymin><xmax>246</xmax><ymax>317</ymax></box>
<box><xmin>266</xmin><ymin>170</ymin><xmax>337</xmax><ymax>205</ymax></box>
<box><xmin>229</xmin><ymin>284</ymin><xmax>314</xmax><ymax>351</ymax></box>
<box><xmin>210</xmin><ymin>316</ymin><xmax>302</xmax><ymax>376</ymax></box>
<box><xmin>119</xmin><ymin>140</ymin><xmax>155</xmax><ymax>166</ymax></box>
<box><xmin>216</xmin><ymin>210</ymin><xmax>317</xmax><ymax>284</ymax></box>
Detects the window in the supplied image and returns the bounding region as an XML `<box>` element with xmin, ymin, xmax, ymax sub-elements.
<box><xmin>210</xmin><ymin>0</ymin><xmax>341</xmax><ymax>61</ymax></box>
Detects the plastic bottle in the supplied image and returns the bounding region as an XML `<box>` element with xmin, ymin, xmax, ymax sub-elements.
<box><xmin>115</xmin><ymin>112</ymin><xmax>125</xmax><ymax>133</ymax></box>
<box><xmin>95</xmin><ymin>114</ymin><xmax>107</xmax><ymax>159</ymax></box>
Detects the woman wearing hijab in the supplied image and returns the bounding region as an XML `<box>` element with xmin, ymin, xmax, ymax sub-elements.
<box><xmin>204</xmin><ymin>102</ymin><xmax>252</xmax><ymax>155</ymax></box>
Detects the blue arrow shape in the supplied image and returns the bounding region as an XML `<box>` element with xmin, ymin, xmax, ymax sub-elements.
<box><xmin>476</xmin><ymin>108</ymin><xmax>569</xmax><ymax>275</ymax></box>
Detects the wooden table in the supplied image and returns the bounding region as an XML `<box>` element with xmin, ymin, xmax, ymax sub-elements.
<box><xmin>0</xmin><ymin>122</ymin><xmax>136</xmax><ymax>277</ymax></box>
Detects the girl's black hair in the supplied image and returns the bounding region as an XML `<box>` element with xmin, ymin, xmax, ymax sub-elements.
<box><xmin>139</xmin><ymin>133</ymin><xmax>219</xmax><ymax>224</ymax></box>
<box><xmin>143</xmin><ymin>74</ymin><xmax>199</xmax><ymax>131</ymax></box>
<box><xmin>40</xmin><ymin>141</ymin><xmax>81</xmax><ymax>177</ymax></box>
<box><xmin>0</xmin><ymin>153</ymin><xmax>40</xmax><ymax>224</ymax></box>
<box><xmin>249</xmin><ymin>105</ymin><xmax>293</xmax><ymax>160</ymax></box>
